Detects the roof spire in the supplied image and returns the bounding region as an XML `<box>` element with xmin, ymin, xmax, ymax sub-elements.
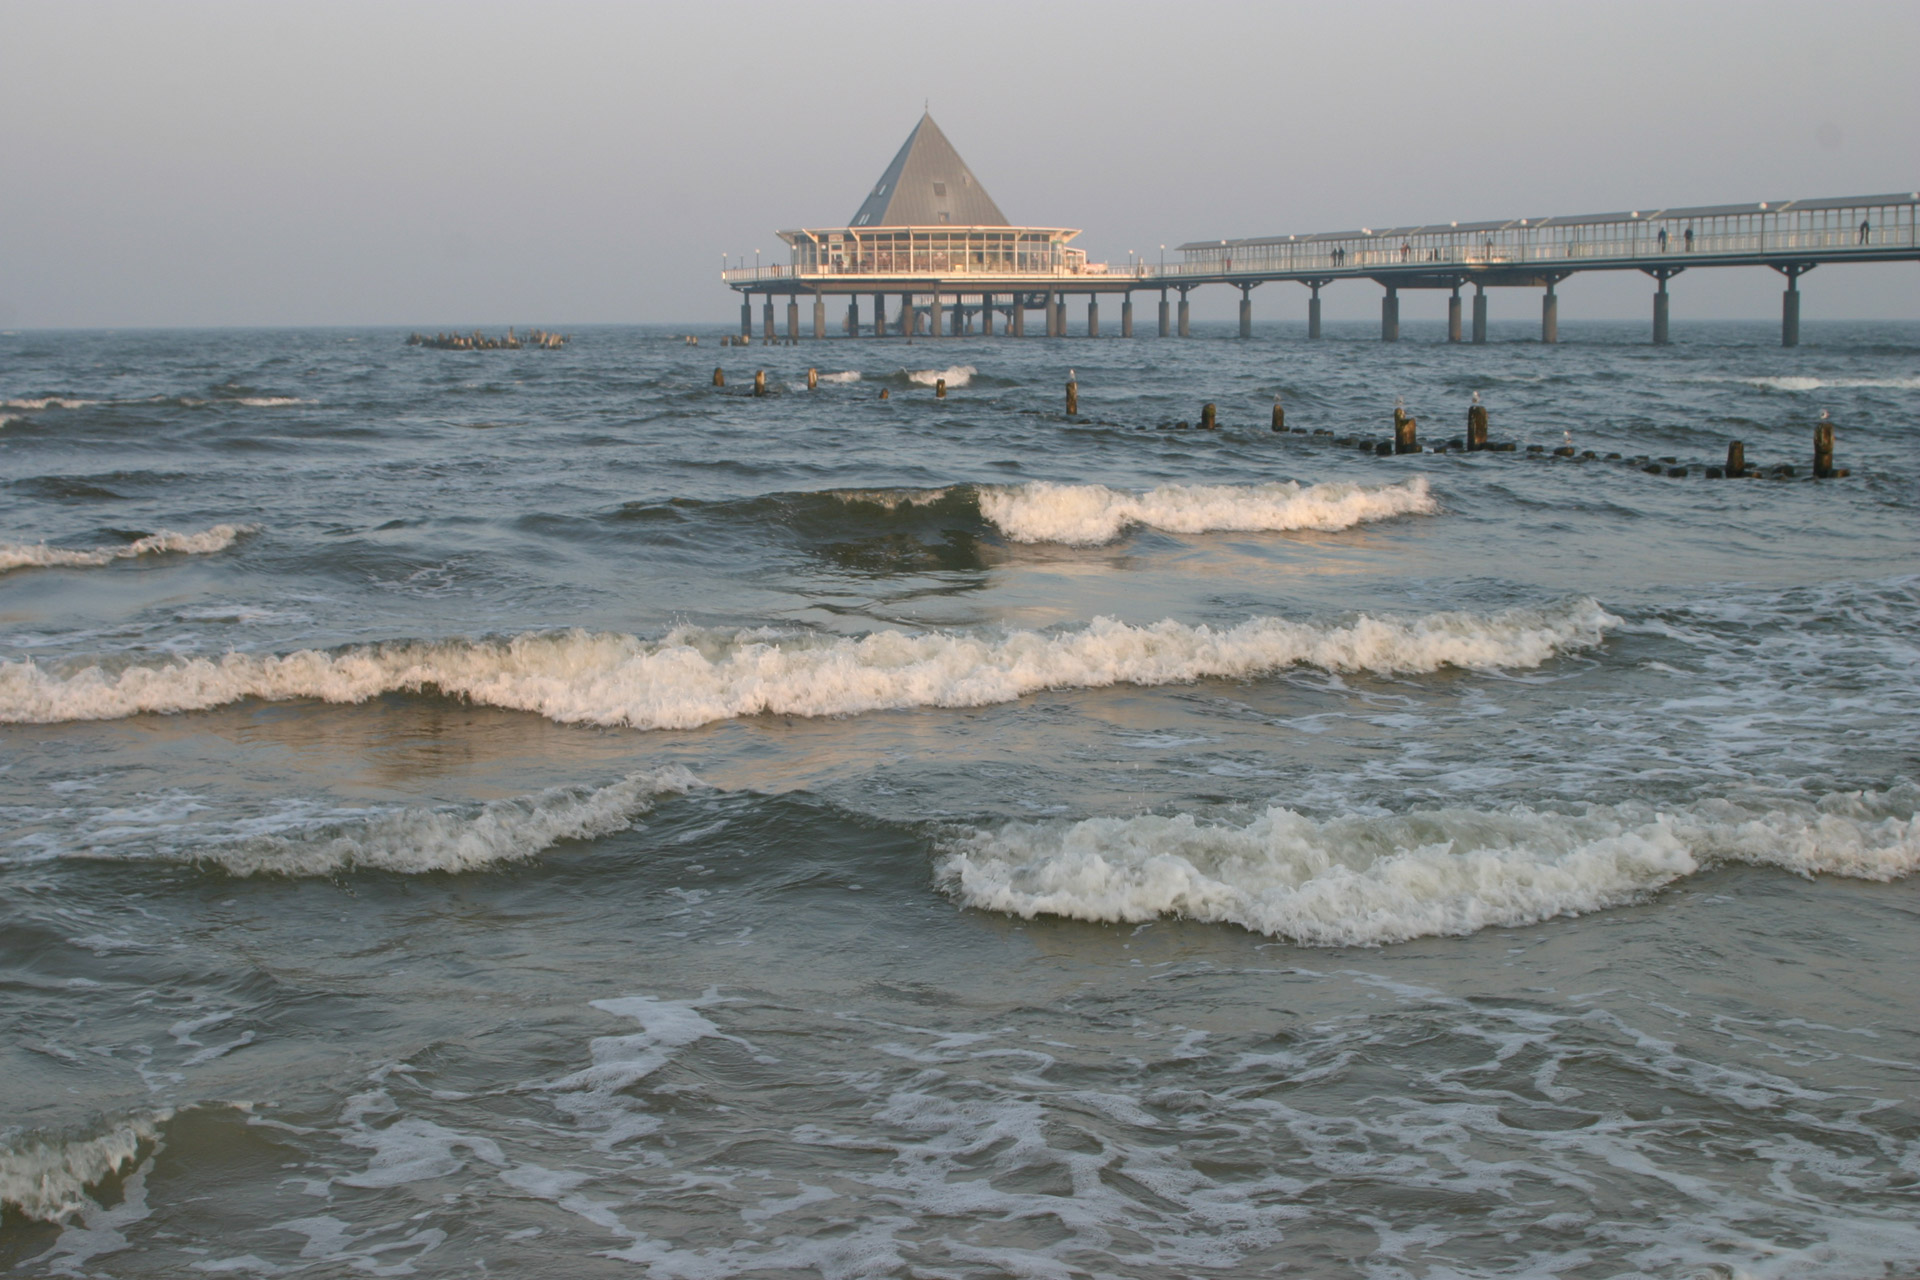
<box><xmin>848</xmin><ymin>114</ymin><xmax>1009</xmax><ymax>227</ymax></box>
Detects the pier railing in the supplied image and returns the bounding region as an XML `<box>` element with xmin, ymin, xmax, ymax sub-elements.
<box><xmin>1151</xmin><ymin>194</ymin><xmax>1919</xmax><ymax>282</ymax></box>
<box><xmin>721</xmin><ymin>262</ymin><xmax>1152</xmax><ymax>286</ymax></box>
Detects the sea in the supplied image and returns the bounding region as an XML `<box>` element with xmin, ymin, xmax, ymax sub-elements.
<box><xmin>1</xmin><ymin>319</ymin><xmax>1915</xmax><ymax>1279</ymax></box>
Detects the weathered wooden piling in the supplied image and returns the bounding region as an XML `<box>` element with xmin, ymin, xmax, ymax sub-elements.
<box><xmin>936</xmin><ymin>377</ymin><xmax>947</xmax><ymax>399</ymax></box>
<box><xmin>1814</xmin><ymin>417</ymin><xmax>1835</xmax><ymax>478</ymax></box>
<box><xmin>1393</xmin><ymin>406</ymin><xmax>1418</xmax><ymax>454</ymax></box>
<box><xmin>1726</xmin><ymin>441</ymin><xmax>1745</xmax><ymax>476</ymax></box>
<box><xmin>753</xmin><ymin>370</ymin><xmax>767</xmax><ymax>397</ymax></box>
<box><xmin>713</xmin><ymin>368</ymin><xmax>725</xmax><ymax>387</ymax></box>
<box><xmin>1272</xmin><ymin>398</ymin><xmax>1285</xmax><ymax>432</ymax></box>
<box><xmin>879</xmin><ymin>387</ymin><xmax>890</xmax><ymax>400</ymax></box>
<box><xmin>1200</xmin><ymin>402</ymin><xmax>1217</xmax><ymax>430</ymax></box>
<box><xmin>1466</xmin><ymin>396</ymin><xmax>1489</xmax><ymax>451</ymax></box>
<box><xmin>1066</xmin><ymin>375</ymin><xmax>1078</xmax><ymax>415</ymax></box>
<box><xmin>807</xmin><ymin>368</ymin><xmax>818</xmax><ymax>391</ymax></box>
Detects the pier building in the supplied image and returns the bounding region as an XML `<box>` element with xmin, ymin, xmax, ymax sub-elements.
<box><xmin>721</xmin><ymin>113</ymin><xmax>1145</xmax><ymax>340</ymax></box>
<box><xmin>723</xmin><ymin>118</ymin><xmax>1916</xmax><ymax>346</ymax></box>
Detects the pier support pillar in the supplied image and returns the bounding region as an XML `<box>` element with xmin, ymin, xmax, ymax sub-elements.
<box><xmin>1239</xmin><ymin>285</ymin><xmax>1253</xmax><ymax>339</ymax></box>
<box><xmin>787</xmin><ymin>297</ymin><xmax>800</xmax><ymax>343</ymax></box>
<box><xmin>871</xmin><ymin>294</ymin><xmax>885</xmax><ymax>338</ymax></box>
<box><xmin>931</xmin><ymin>295</ymin><xmax>944</xmax><ymax>338</ymax></box>
<box><xmin>1381</xmin><ymin>287</ymin><xmax>1400</xmax><ymax>342</ymax></box>
<box><xmin>845</xmin><ymin>298</ymin><xmax>858</xmax><ymax>338</ymax></box>
<box><xmin>740</xmin><ymin>298</ymin><xmax>752</xmax><ymax>338</ymax></box>
<box><xmin>1087</xmin><ymin>296</ymin><xmax>1099</xmax><ymax>338</ymax></box>
<box><xmin>1472</xmin><ymin>286</ymin><xmax>1488</xmax><ymax>343</ymax></box>
<box><xmin>1158</xmin><ymin>291</ymin><xmax>1170</xmax><ymax>337</ymax></box>
<box><xmin>1177</xmin><ymin>289</ymin><xmax>1191</xmax><ymax>338</ymax></box>
<box><xmin>813</xmin><ymin>297</ymin><xmax>825</xmax><ymax>341</ymax></box>
<box><xmin>1308</xmin><ymin>281</ymin><xmax>1324</xmax><ymax>339</ymax></box>
<box><xmin>1121</xmin><ymin>294</ymin><xmax>1133</xmax><ymax>338</ymax></box>
<box><xmin>1775</xmin><ymin>263</ymin><xmax>1813</xmax><ymax>347</ymax></box>
<box><xmin>1448</xmin><ymin>288</ymin><xmax>1462</xmax><ymax>343</ymax></box>
<box><xmin>980</xmin><ymin>294</ymin><xmax>993</xmax><ymax>336</ymax></box>
<box><xmin>1653</xmin><ymin>282</ymin><xmax>1670</xmax><ymax>345</ymax></box>
<box><xmin>1541</xmin><ymin>285</ymin><xmax>1558</xmax><ymax>344</ymax></box>
<box><xmin>763</xmin><ymin>298</ymin><xmax>775</xmax><ymax>343</ymax></box>
<box><xmin>1013</xmin><ymin>300</ymin><xmax>1025</xmax><ymax>337</ymax></box>
<box><xmin>1054</xmin><ymin>294</ymin><xmax>1067</xmax><ymax>336</ymax></box>
<box><xmin>899</xmin><ymin>293</ymin><xmax>913</xmax><ymax>336</ymax></box>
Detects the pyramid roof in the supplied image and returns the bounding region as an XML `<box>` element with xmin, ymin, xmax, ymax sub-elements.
<box><xmin>849</xmin><ymin>114</ymin><xmax>1010</xmax><ymax>227</ymax></box>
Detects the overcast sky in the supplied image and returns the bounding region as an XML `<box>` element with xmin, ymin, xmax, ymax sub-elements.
<box><xmin>3</xmin><ymin>0</ymin><xmax>1915</xmax><ymax>328</ymax></box>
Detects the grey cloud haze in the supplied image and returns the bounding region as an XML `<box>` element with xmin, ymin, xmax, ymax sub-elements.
<box><xmin>2</xmin><ymin>0</ymin><xmax>1915</xmax><ymax>328</ymax></box>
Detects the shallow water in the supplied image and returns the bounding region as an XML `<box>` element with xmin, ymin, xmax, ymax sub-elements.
<box><xmin>2</xmin><ymin>320</ymin><xmax>1916</xmax><ymax>1278</ymax></box>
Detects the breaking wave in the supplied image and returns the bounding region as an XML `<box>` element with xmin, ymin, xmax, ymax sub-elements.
<box><xmin>2</xmin><ymin>396</ymin><xmax>97</xmax><ymax>410</ymax></box>
<box><xmin>188</xmin><ymin>768</ymin><xmax>700</xmax><ymax>876</ymax></box>
<box><xmin>0</xmin><ymin>1112</ymin><xmax>169</xmax><ymax>1223</ymax></box>
<box><xmin>0</xmin><ymin>524</ymin><xmax>255</xmax><ymax>574</ymax></box>
<box><xmin>975</xmin><ymin>477</ymin><xmax>1438</xmax><ymax>545</ymax></box>
<box><xmin>818</xmin><ymin>370</ymin><xmax>861</xmax><ymax>384</ymax></box>
<box><xmin>906</xmin><ymin>365</ymin><xmax>974</xmax><ymax>388</ymax></box>
<box><xmin>937</xmin><ymin>787</ymin><xmax>1920</xmax><ymax>946</ymax></box>
<box><xmin>0</xmin><ymin>600</ymin><xmax>1614</xmax><ymax>728</ymax></box>
<box><xmin>233</xmin><ymin>396</ymin><xmax>303</xmax><ymax>407</ymax></box>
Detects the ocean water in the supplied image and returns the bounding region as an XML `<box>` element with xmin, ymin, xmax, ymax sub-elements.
<box><xmin>1</xmin><ymin>320</ymin><xmax>1915</xmax><ymax>1279</ymax></box>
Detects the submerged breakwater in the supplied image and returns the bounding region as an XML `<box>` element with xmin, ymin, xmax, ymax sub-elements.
<box><xmin>1</xmin><ymin>320</ymin><xmax>1915</xmax><ymax>1279</ymax></box>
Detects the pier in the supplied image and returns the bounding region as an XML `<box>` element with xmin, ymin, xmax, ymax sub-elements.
<box><xmin>722</xmin><ymin>116</ymin><xmax>1917</xmax><ymax>347</ymax></box>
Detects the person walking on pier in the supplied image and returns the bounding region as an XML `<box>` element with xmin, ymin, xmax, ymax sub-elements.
<box><xmin>1859</xmin><ymin>218</ymin><xmax>1871</xmax><ymax>245</ymax></box>
<box><xmin>1659</xmin><ymin>228</ymin><xmax>1669</xmax><ymax>252</ymax></box>
<box><xmin>1684</xmin><ymin>226</ymin><xmax>1694</xmax><ymax>251</ymax></box>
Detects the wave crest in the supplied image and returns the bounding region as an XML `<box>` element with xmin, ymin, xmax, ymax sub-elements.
<box><xmin>0</xmin><ymin>602</ymin><xmax>1614</xmax><ymax>728</ymax></box>
<box><xmin>977</xmin><ymin>477</ymin><xmax>1437</xmax><ymax>545</ymax></box>
<box><xmin>937</xmin><ymin>788</ymin><xmax>1920</xmax><ymax>945</ymax></box>
<box><xmin>0</xmin><ymin>524</ymin><xmax>255</xmax><ymax>574</ymax></box>
<box><xmin>907</xmin><ymin>365</ymin><xmax>974</xmax><ymax>388</ymax></box>
<box><xmin>185</xmin><ymin>767</ymin><xmax>702</xmax><ymax>876</ymax></box>
<box><xmin>0</xmin><ymin>1113</ymin><xmax>168</xmax><ymax>1223</ymax></box>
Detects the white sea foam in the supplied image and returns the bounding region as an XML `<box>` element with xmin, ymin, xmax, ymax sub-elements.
<box><xmin>2</xmin><ymin>396</ymin><xmax>96</xmax><ymax>410</ymax></box>
<box><xmin>233</xmin><ymin>396</ymin><xmax>303</xmax><ymax>407</ymax></box>
<box><xmin>907</xmin><ymin>364</ymin><xmax>975</xmax><ymax>388</ymax></box>
<box><xmin>190</xmin><ymin>768</ymin><xmax>701</xmax><ymax>876</ymax></box>
<box><xmin>1693</xmin><ymin>375</ymin><xmax>1920</xmax><ymax>392</ymax></box>
<box><xmin>977</xmin><ymin>477</ymin><xmax>1438</xmax><ymax>545</ymax></box>
<box><xmin>0</xmin><ymin>601</ymin><xmax>1615</xmax><ymax>728</ymax></box>
<box><xmin>938</xmin><ymin>788</ymin><xmax>1920</xmax><ymax>945</ymax></box>
<box><xmin>0</xmin><ymin>1113</ymin><xmax>168</xmax><ymax>1222</ymax></box>
<box><xmin>818</xmin><ymin>370</ymin><xmax>861</xmax><ymax>384</ymax></box>
<box><xmin>0</xmin><ymin>524</ymin><xmax>255</xmax><ymax>575</ymax></box>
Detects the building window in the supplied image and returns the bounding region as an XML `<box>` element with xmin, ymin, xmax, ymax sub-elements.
<box><xmin>933</xmin><ymin>182</ymin><xmax>947</xmax><ymax>197</ymax></box>
<box><xmin>938</xmin><ymin>212</ymin><xmax>950</xmax><ymax>223</ymax></box>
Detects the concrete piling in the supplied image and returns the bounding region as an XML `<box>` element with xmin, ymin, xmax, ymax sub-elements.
<box><xmin>1200</xmin><ymin>402</ymin><xmax>1217</xmax><ymax>430</ymax></box>
<box><xmin>1308</xmin><ymin>283</ymin><xmax>1323</xmax><ymax>340</ymax></box>
<box><xmin>813</xmin><ymin>297</ymin><xmax>826</xmax><ymax>341</ymax></box>
<box><xmin>1541</xmin><ymin>285</ymin><xmax>1558</xmax><ymax>344</ymax></box>
<box><xmin>1122</xmin><ymin>295</ymin><xmax>1134</xmax><ymax>338</ymax></box>
<box><xmin>1382</xmin><ymin>287</ymin><xmax>1400</xmax><ymax>343</ymax></box>
<box><xmin>1087</xmin><ymin>297</ymin><xmax>1099</xmax><ymax>339</ymax></box>
<box><xmin>871</xmin><ymin>293</ymin><xmax>886</xmax><ymax>339</ymax></box>
<box><xmin>1448</xmin><ymin>288</ymin><xmax>1463</xmax><ymax>343</ymax></box>
<box><xmin>931</xmin><ymin>296</ymin><xmax>944</xmax><ymax>338</ymax></box>
<box><xmin>1726</xmin><ymin>441</ymin><xmax>1744</xmax><ymax>475</ymax></box>
<box><xmin>1783</xmin><ymin>278</ymin><xmax>1802</xmax><ymax>347</ymax></box>
<box><xmin>753</xmin><ymin>370</ymin><xmax>767</xmax><ymax>397</ymax></box>
<box><xmin>1472</xmin><ymin>286</ymin><xmax>1488</xmax><ymax>344</ymax></box>
<box><xmin>1178</xmin><ymin>291</ymin><xmax>1191</xmax><ymax>338</ymax></box>
<box><xmin>1013</xmin><ymin>303</ymin><xmax>1025</xmax><ymax>337</ymax></box>
<box><xmin>1238</xmin><ymin>286</ymin><xmax>1253</xmax><ymax>340</ymax></box>
<box><xmin>713</xmin><ymin>368</ymin><xmax>725</xmax><ymax>387</ymax></box>
<box><xmin>981</xmin><ymin>293</ymin><xmax>994</xmax><ymax>336</ymax></box>
<box><xmin>1158</xmin><ymin>291</ymin><xmax>1171</xmax><ymax>338</ymax></box>
<box><xmin>763</xmin><ymin>298</ymin><xmax>775</xmax><ymax>344</ymax></box>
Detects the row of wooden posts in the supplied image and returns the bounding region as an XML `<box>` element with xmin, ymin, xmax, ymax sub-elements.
<box><xmin>708</xmin><ymin>366</ymin><xmax>1846</xmax><ymax>478</ymax></box>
